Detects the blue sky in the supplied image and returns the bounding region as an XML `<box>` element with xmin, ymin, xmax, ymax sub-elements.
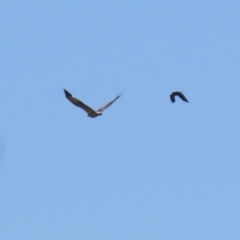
<box><xmin>0</xmin><ymin>1</ymin><xmax>240</xmax><ymax>239</ymax></box>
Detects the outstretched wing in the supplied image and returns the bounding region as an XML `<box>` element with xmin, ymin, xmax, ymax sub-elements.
<box><xmin>64</xmin><ymin>89</ymin><xmax>95</xmax><ymax>114</ymax></box>
<box><xmin>170</xmin><ymin>93</ymin><xmax>176</xmax><ymax>103</ymax></box>
<box><xmin>177</xmin><ymin>92</ymin><xmax>189</xmax><ymax>102</ymax></box>
<box><xmin>97</xmin><ymin>94</ymin><xmax>121</xmax><ymax>112</ymax></box>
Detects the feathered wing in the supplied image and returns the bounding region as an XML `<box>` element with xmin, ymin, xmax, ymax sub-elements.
<box><xmin>177</xmin><ymin>92</ymin><xmax>189</xmax><ymax>102</ymax></box>
<box><xmin>170</xmin><ymin>91</ymin><xmax>189</xmax><ymax>103</ymax></box>
<box><xmin>64</xmin><ymin>89</ymin><xmax>95</xmax><ymax>114</ymax></box>
<box><xmin>64</xmin><ymin>89</ymin><xmax>72</xmax><ymax>99</ymax></box>
<box><xmin>170</xmin><ymin>93</ymin><xmax>176</xmax><ymax>103</ymax></box>
<box><xmin>97</xmin><ymin>95</ymin><xmax>121</xmax><ymax>112</ymax></box>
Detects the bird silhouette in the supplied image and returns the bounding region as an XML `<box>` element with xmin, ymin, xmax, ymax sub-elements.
<box><xmin>170</xmin><ymin>91</ymin><xmax>189</xmax><ymax>103</ymax></box>
<box><xmin>64</xmin><ymin>89</ymin><xmax>121</xmax><ymax>118</ymax></box>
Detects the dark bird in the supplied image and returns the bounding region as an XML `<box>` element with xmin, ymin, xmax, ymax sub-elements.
<box><xmin>170</xmin><ymin>91</ymin><xmax>189</xmax><ymax>103</ymax></box>
<box><xmin>64</xmin><ymin>89</ymin><xmax>121</xmax><ymax>118</ymax></box>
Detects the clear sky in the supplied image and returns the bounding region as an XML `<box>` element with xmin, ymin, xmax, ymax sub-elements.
<box><xmin>0</xmin><ymin>1</ymin><xmax>240</xmax><ymax>239</ymax></box>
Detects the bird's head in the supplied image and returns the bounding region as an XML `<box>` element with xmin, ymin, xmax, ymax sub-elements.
<box><xmin>96</xmin><ymin>111</ymin><xmax>103</xmax><ymax>116</ymax></box>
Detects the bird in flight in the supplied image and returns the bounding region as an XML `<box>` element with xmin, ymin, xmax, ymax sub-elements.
<box><xmin>64</xmin><ymin>89</ymin><xmax>121</xmax><ymax>118</ymax></box>
<box><xmin>170</xmin><ymin>91</ymin><xmax>189</xmax><ymax>103</ymax></box>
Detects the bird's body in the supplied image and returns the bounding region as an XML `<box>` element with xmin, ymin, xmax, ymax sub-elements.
<box><xmin>64</xmin><ymin>89</ymin><xmax>121</xmax><ymax>118</ymax></box>
<box><xmin>170</xmin><ymin>91</ymin><xmax>189</xmax><ymax>103</ymax></box>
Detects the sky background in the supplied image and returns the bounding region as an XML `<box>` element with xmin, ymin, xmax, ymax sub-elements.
<box><xmin>0</xmin><ymin>1</ymin><xmax>240</xmax><ymax>239</ymax></box>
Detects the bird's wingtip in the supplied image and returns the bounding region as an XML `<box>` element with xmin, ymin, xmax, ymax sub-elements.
<box><xmin>119</xmin><ymin>90</ymin><xmax>124</xmax><ymax>97</ymax></box>
<box><xmin>63</xmin><ymin>89</ymin><xmax>72</xmax><ymax>98</ymax></box>
<box><xmin>116</xmin><ymin>91</ymin><xmax>123</xmax><ymax>99</ymax></box>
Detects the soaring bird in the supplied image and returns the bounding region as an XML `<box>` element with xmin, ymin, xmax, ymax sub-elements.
<box><xmin>170</xmin><ymin>91</ymin><xmax>189</xmax><ymax>103</ymax></box>
<box><xmin>64</xmin><ymin>89</ymin><xmax>121</xmax><ymax>118</ymax></box>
